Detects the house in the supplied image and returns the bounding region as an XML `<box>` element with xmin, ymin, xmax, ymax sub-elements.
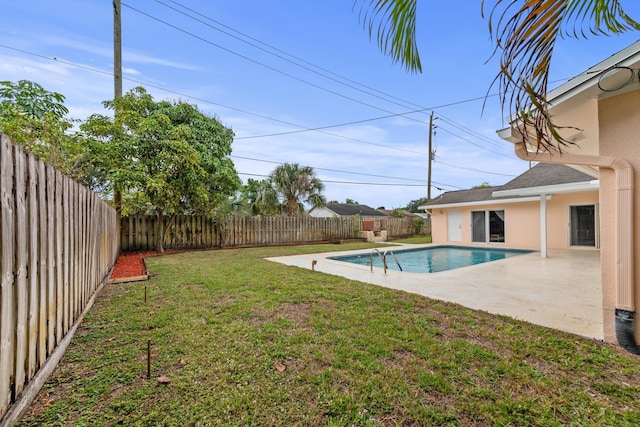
<box><xmin>309</xmin><ymin>203</ymin><xmax>388</xmax><ymax>218</ymax></box>
<box><xmin>420</xmin><ymin>163</ymin><xmax>599</xmax><ymax>250</ymax></box>
<box><xmin>438</xmin><ymin>40</ymin><xmax>640</xmax><ymax>353</ymax></box>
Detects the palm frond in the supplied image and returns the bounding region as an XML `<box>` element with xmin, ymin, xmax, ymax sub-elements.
<box><xmin>354</xmin><ymin>0</ymin><xmax>422</xmax><ymax>73</ymax></box>
<box><xmin>485</xmin><ymin>0</ymin><xmax>640</xmax><ymax>151</ymax></box>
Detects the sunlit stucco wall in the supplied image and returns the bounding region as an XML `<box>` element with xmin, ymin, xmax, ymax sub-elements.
<box><xmin>598</xmin><ymin>89</ymin><xmax>640</xmax><ymax>342</ymax></box>
<box><xmin>554</xmin><ymin>97</ymin><xmax>600</xmax><ymax>155</ymax></box>
<box><xmin>428</xmin><ymin>191</ymin><xmax>598</xmax><ymax>250</ymax></box>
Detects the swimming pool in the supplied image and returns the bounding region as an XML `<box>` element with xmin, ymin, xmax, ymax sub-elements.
<box><xmin>329</xmin><ymin>245</ymin><xmax>533</xmax><ymax>273</ymax></box>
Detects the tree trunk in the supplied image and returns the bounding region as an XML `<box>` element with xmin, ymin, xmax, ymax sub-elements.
<box><xmin>286</xmin><ymin>198</ymin><xmax>298</xmax><ymax>216</ymax></box>
<box><xmin>156</xmin><ymin>207</ymin><xmax>165</xmax><ymax>253</ymax></box>
<box><xmin>114</xmin><ymin>190</ymin><xmax>122</xmax><ymax>251</ymax></box>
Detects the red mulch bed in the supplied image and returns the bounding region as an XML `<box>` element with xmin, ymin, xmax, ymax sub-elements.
<box><xmin>110</xmin><ymin>252</ymin><xmax>148</xmax><ymax>280</ymax></box>
<box><xmin>109</xmin><ymin>250</ymin><xmax>181</xmax><ymax>281</ymax></box>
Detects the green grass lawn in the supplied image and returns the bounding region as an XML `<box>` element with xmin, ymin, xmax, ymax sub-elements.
<box><xmin>19</xmin><ymin>243</ymin><xmax>640</xmax><ymax>426</ymax></box>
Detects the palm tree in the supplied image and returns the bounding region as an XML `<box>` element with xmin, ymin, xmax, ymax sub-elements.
<box><xmin>268</xmin><ymin>163</ymin><xmax>326</xmax><ymax>216</ymax></box>
<box><xmin>353</xmin><ymin>0</ymin><xmax>640</xmax><ymax>151</ymax></box>
<box><xmin>254</xmin><ymin>179</ymin><xmax>281</xmax><ymax>215</ymax></box>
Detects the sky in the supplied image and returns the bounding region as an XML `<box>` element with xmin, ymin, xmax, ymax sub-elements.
<box><xmin>2</xmin><ymin>1</ymin><xmax>640</xmax><ymax>210</ymax></box>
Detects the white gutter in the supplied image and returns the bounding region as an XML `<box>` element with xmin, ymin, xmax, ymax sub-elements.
<box><xmin>418</xmin><ymin>195</ymin><xmax>549</xmax><ymax>211</ymax></box>
<box><xmin>506</xmin><ymin>138</ymin><xmax>638</xmax><ymax>354</ymax></box>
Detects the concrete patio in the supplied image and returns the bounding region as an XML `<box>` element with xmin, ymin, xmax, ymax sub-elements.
<box><xmin>267</xmin><ymin>244</ymin><xmax>603</xmax><ymax>340</ymax></box>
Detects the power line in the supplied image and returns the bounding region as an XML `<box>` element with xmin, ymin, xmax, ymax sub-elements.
<box><xmin>436</xmin><ymin>113</ymin><xmax>509</xmax><ymax>149</ymax></box>
<box><xmin>434</xmin><ymin>159</ymin><xmax>517</xmax><ymax>177</ymax></box>
<box><xmin>126</xmin><ymin>0</ymin><xmax>507</xmax><ymax>139</ymax></box>
<box><xmin>231</xmin><ymin>155</ymin><xmax>427</xmax><ymax>182</ymax></box>
<box><xmin>237</xmin><ymin>172</ymin><xmax>461</xmax><ymax>189</ymax></box>
<box><xmin>0</xmin><ymin>44</ymin><xmax>514</xmax><ymax>182</ymax></box>
<box><xmin>156</xmin><ymin>0</ymin><xmax>427</xmax><ymax>112</ymax></box>
<box><xmin>122</xmin><ymin>2</ymin><xmax>406</xmax><ymax>115</ymax></box>
<box><xmin>435</xmin><ymin>125</ymin><xmax>514</xmax><ymax>159</ymax></box>
<box><xmin>0</xmin><ymin>44</ymin><xmax>427</xmax><ymax>155</ymax></box>
<box><xmin>158</xmin><ymin>0</ymin><xmax>508</xmax><ymax>130</ymax></box>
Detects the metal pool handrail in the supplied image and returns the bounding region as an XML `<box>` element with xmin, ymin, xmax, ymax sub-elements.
<box><xmin>369</xmin><ymin>249</ymin><xmax>385</xmax><ymax>272</ymax></box>
<box><xmin>384</xmin><ymin>249</ymin><xmax>403</xmax><ymax>272</ymax></box>
<box><xmin>370</xmin><ymin>248</ymin><xmax>403</xmax><ymax>273</ymax></box>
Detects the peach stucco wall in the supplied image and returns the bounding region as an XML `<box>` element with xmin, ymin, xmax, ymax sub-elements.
<box><xmin>598</xmin><ymin>89</ymin><xmax>640</xmax><ymax>343</ymax></box>
<box><xmin>429</xmin><ymin>191</ymin><xmax>599</xmax><ymax>250</ymax></box>
<box><xmin>554</xmin><ymin>98</ymin><xmax>600</xmax><ymax>155</ymax></box>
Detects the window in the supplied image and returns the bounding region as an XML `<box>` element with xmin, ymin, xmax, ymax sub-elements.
<box><xmin>472</xmin><ymin>210</ymin><xmax>505</xmax><ymax>243</ymax></box>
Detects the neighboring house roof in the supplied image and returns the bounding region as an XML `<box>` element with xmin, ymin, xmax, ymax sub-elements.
<box><xmin>322</xmin><ymin>203</ymin><xmax>388</xmax><ymax>217</ymax></box>
<box><xmin>377</xmin><ymin>209</ymin><xmax>419</xmax><ymax>219</ymax></box>
<box><xmin>419</xmin><ymin>163</ymin><xmax>598</xmax><ymax>209</ymax></box>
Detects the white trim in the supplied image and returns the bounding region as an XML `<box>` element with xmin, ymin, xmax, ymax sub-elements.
<box><xmin>419</xmin><ymin>195</ymin><xmax>550</xmax><ymax>211</ymax></box>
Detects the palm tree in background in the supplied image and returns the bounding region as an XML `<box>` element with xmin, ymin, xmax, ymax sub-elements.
<box><xmin>268</xmin><ymin>163</ymin><xmax>326</xmax><ymax>216</ymax></box>
<box><xmin>354</xmin><ymin>0</ymin><xmax>640</xmax><ymax>151</ymax></box>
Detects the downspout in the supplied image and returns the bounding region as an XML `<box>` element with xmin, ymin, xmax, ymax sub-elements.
<box><xmin>513</xmin><ymin>142</ymin><xmax>639</xmax><ymax>354</ymax></box>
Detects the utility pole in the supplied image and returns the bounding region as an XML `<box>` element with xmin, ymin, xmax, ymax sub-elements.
<box><xmin>113</xmin><ymin>0</ymin><xmax>122</xmax><ymax>248</ymax></box>
<box><xmin>114</xmin><ymin>0</ymin><xmax>122</xmax><ymax>99</ymax></box>
<box><xmin>427</xmin><ymin>112</ymin><xmax>434</xmax><ymax>200</ymax></box>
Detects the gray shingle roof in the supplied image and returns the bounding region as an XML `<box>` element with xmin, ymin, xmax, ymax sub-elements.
<box><xmin>325</xmin><ymin>203</ymin><xmax>388</xmax><ymax>217</ymax></box>
<box><xmin>421</xmin><ymin>163</ymin><xmax>595</xmax><ymax>207</ymax></box>
<box><xmin>500</xmin><ymin>162</ymin><xmax>595</xmax><ymax>191</ymax></box>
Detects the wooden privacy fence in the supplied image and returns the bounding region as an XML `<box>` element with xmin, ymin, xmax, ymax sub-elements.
<box><xmin>0</xmin><ymin>135</ymin><xmax>118</xmax><ymax>421</ymax></box>
<box><xmin>121</xmin><ymin>214</ymin><xmax>431</xmax><ymax>252</ymax></box>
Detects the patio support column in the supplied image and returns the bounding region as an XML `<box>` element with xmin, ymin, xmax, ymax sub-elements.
<box><xmin>540</xmin><ymin>193</ymin><xmax>547</xmax><ymax>258</ymax></box>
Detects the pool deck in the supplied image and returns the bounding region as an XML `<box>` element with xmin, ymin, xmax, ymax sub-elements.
<box><xmin>267</xmin><ymin>244</ymin><xmax>603</xmax><ymax>340</ymax></box>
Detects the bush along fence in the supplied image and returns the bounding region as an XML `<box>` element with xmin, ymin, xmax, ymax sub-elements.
<box><xmin>0</xmin><ymin>135</ymin><xmax>118</xmax><ymax>423</ymax></box>
<box><xmin>120</xmin><ymin>214</ymin><xmax>431</xmax><ymax>252</ymax></box>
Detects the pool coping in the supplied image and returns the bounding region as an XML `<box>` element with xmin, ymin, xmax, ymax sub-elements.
<box><xmin>266</xmin><ymin>243</ymin><xmax>604</xmax><ymax>340</ymax></box>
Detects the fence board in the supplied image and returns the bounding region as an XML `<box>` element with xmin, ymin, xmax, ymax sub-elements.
<box><xmin>54</xmin><ymin>171</ymin><xmax>63</xmax><ymax>346</ymax></box>
<box><xmin>45</xmin><ymin>166</ymin><xmax>55</xmax><ymax>354</ymax></box>
<box><xmin>13</xmin><ymin>146</ymin><xmax>28</xmax><ymax>397</ymax></box>
<box><xmin>1</xmin><ymin>136</ymin><xmax>16</xmax><ymax>419</ymax></box>
<box><xmin>36</xmin><ymin>160</ymin><xmax>46</xmax><ymax>367</ymax></box>
<box><xmin>26</xmin><ymin>154</ymin><xmax>39</xmax><ymax>380</ymax></box>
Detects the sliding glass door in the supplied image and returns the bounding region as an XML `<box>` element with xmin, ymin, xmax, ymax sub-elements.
<box><xmin>570</xmin><ymin>205</ymin><xmax>597</xmax><ymax>247</ymax></box>
<box><xmin>472</xmin><ymin>210</ymin><xmax>505</xmax><ymax>243</ymax></box>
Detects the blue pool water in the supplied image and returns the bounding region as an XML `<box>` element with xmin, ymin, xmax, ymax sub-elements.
<box><xmin>329</xmin><ymin>246</ymin><xmax>533</xmax><ymax>273</ymax></box>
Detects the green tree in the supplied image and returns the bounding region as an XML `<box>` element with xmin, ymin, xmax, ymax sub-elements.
<box><xmin>392</xmin><ymin>208</ymin><xmax>405</xmax><ymax>218</ymax></box>
<box><xmin>472</xmin><ymin>182</ymin><xmax>492</xmax><ymax>189</ymax></box>
<box><xmin>354</xmin><ymin>1</ymin><xmax>639</xmax><ymax>150</ymax></box>
<box><xmin>81</xmin><ymin>87</ymin><xmax>240</xmax><ymax>251</ymax></box>
<box><xmin>254</xmin><ymin>179</ymin><xmax>281</xmax><ymax>215</ymax></box>
<box><xmin>0</xmin><ymin>80</ymin><xmax>75</xmax><ymax>169</ymax></box>
<box><xmin>267</xmin><ymin>163</ymin><xmax>326</xmax><ymax>216</ymax></box>
<box><xmin>235</xmin><ymin>178</ymin><xmax>281</xmax><ymax>215</ymax></box>
<box><xmin>405</xmin><ymin>196</ymin><xmax>428</xmax><ymax>213</ymax></box>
